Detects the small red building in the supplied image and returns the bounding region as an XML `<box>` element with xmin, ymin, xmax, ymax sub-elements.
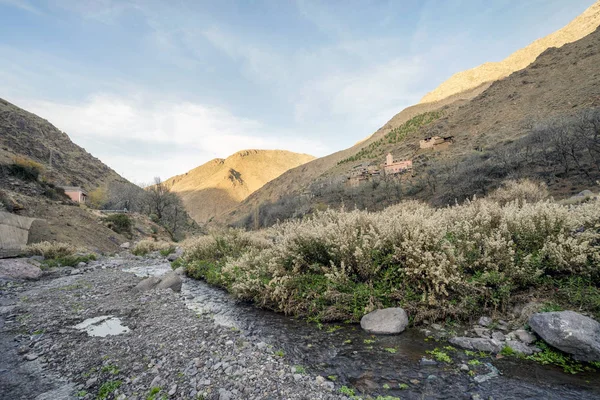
<box><xmin>383</xmin><ymin>153</ymin><xmax>412</xmax><ymax>175</ymax></box>
<box><xmin>60</xmin><ymin>186</ymin><xmax>88</xmax><ymax>203</ymax></box>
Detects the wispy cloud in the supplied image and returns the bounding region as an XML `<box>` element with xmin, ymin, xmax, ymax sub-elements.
<box><xmin>0</xmin><ymin>0</ymin><xmax>41</xmax><ymax>14</ymax></box>
<box><xmin>15</xmin><ymin>93</ymin><xmax>327</xmax><ymax>182</ymax></box>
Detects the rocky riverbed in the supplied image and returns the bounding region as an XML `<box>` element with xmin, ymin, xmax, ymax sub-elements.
<box><xmin>1</xmin><ymin>253</ymin><xmax>600</xmax><ymax>400</ymax></box>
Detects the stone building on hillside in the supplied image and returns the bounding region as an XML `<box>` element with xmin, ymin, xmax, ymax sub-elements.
<box><xmin>60</xmin><ymin>186</ymin><xmax>87</xmax><ymax>203</ymax></box>
<box><xmin>419</xmin><ymin>136</ymin><xmax>454</xmax><ymax>149</ymax></box>
<box><xmin>383</xmin><ymin>153</ymin><xmax>412</xmax><ymax>175</ymax></box>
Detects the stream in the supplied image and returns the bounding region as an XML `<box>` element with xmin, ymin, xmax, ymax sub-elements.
<box><xmin>124</xmin><ymin>262</ymin><xmax>600</xmax><ymax>399</ymax></box>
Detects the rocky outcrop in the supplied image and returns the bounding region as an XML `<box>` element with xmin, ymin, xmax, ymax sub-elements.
<box><xmin>0</xmin><ymin>258</ymin><xmax>42</xmax><ymax>280</ymax></box>
<box><xmin>0</xmin><ymin>211</ymin><xmax>37</xmax><ymax>258</ymax></box>
<box><xmin>449</xmin><ymin>337</ymin><xmax>504</xmax><ymax>353</ymax></box>
<box><xmin>360</xmin><ymin>308</ymin><xmax>408</xmax><ymax>334</ymax></box>
<box><xmin>134</xmin><ymin>277</ymin><xmax>161</xmax><ymax>292</ymax></box>
<box><xmin>156</xmin><ymin>271</ymin><xmax>183</xmax><ymax>293</ymax></box>
<box><xmin>529</xmin><ymin>311</ymin><xmax>600</xmax><ymax>362</ymax></box>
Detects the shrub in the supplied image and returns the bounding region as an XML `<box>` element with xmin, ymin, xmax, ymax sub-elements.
<box><xmin>26</xmin><ymin>241</ymin><xmax>76</xmax><ymax>259</ymax></box>
<box><xmin>9</xmin><ymin>156</ymin><xmax>44</xmax><ymax>181</ymax></box>
<box><xmin>41</xmin><ymin>254</ymin><xmax>96</xmax><ymax>269</ymax></box>
<box><xmin>104</xmin><ymin>214</ymin><xmax>133</xmax><ymax>236</ymax></box>
<box><xmin>181</xmin><ymin>181</ymin><xmax>600</xmax><ymax>323</ymax></box>
<box><xmin>486</xmin><ymin>179</ymin><xmax>549</xmax><ymax>206</ymax></box>
<box><xmin>132</xmin><ymin>240</ymin><xmax>175</xmax><ymax>256</ymax></box>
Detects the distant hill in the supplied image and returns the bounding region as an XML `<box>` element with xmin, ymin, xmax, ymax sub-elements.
<box><xmin>0</xmin><ymin>98</ymin><xmax>146</xmax><ymax>252</ymax></box>
<box><xmin>0</xmin><ymin>98</ymin><xmax>129</xmax><ymax>191</ymax></box>
<box><xmin>419</xmin><ymin>1</ymin><xmax>600</xmax><ymax>104</ymax></box>
<box><xmin>163</xmin><ymin>150</ymin><xmax>314</xmax><ymax>223</ymax></box>
<box><xmin>224</xmin><ymin>23</ymin><xmax>600</xmax><ymax>228</ymax></box>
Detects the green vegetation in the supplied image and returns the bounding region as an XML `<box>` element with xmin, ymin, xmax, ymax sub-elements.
<box><xmin>384</xmin><ymin>347</ymin><xmax>397</xmax><ymax>354</ymax></box>
<box><xmin>468</xmin><ymin>359</ymin><xmax>481</xmax><ymax>366</ymax></box>
<box><xmin>426</xmin><ymin>348</ymin><xmax>452</xmax><ymax>363</ymax></box>
<box><xmin>376</xmin><ymin>396</ymin><xmax>401</xmax><ymax>400</ymax></box>
<box><xmin>97</xmin><ymin>380</ymin><xmax>121</xmax><ymax>400</ymax></box>
<box><xmin>363</xmin><ymin>339</ymin><xmax>376</xmax><ymax>344</ymax></box>
<box><xmin>526</xmin><ymin>342</ymin><xmax>598</xmax><ymax>374</ymax></box>
<box><xmin>338</xmin><ymin>111</ymin><xmax>443</xmax><ymax>165</ymax></box>
<box><xmin>9</xmin><ymin>156</ymin><xmax>43</xmax><ymax>181</ymax></box>
<box><xmin>101</xmin><ymin>364</ymin><xmax>120</xmax><ymax>375</ymax></box>
<box><xmin>180</xmin><ymin>181</ymin><xmax>600</xmax><ymax>324</ymax></box>
<box><xmin>500</xmin><ymin>345</ymin><xmax>517</xmax><ymax>357</ymax></box>
<box><xmin>398</xmin><ymin>383</ymin><xmax>409</xmax><ymax>390</ymax></box>
<box><xmin>339</xmin><ymin>386</ymin><xmax>356</xmax><ymax>396</ymax></box>
<box><xmin>41</xmin><ymin>254</ymin><xmax>96</xmax><ymax>269</ymax></box>
<box><xmin>274</xmin><ymin>349</ymin><xmax>285</xmax><ymax>357</ymax></box>
<box><xmin>327</xmin><ymin>375</ymin><xmax>338</xmax><ymax>381</ymax></box>
<box><xmin>146</xmin><ymin>387</ymin><xmax>163</xmax><ymax>400</ymax></box>
<box><xmin>160</xmin><ymin>246</ymin><xmax>176</xmax><ymax>256</ymax></box>
<box><xmin>294</xmin><ymin>365</ymin><xmax>306</xmax><ymax>374</ymax></box>
<box><xmin>103</xmin><ymin>214</ymin><xmax>133</xmax><ymax>236</ymax></box>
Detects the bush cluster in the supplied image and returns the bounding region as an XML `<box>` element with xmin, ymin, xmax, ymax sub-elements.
<box><xmin>132</xmin><ymin>240</ymin><xmax>175</xmax><ymax>256</ymax></box>
<box><xmin>26</xmin><ymin>241</ymin><xmax>77</xmax><ymax>259</ymax></box>
<box><xmin>9</xmin><ymin>156</ymin><xmax>44</xmax><ymax>181</ymax></box>
<box><xmin>103</xmin><ymin>214</ymin><xmax>133</xmax><ymax>236</ymax></box>
<box><xmin>182</xmin><ymin>181</ymin><xmax>600</xmax><ymax>323</ymax></box>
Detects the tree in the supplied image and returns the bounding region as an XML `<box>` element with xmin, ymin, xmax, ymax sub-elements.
<box><xmin>88</xmin><ymin>186</ymin><xmax>108</xmax><ymax>209</ymax></box>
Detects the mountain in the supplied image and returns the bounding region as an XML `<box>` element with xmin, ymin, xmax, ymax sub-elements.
<box><xmin>224</xmin><ymin>23</ymin><xmax>600</xmax><ymax>228</ymax></box>
<box><xmin>419</xmin><ymin>1</ymin><xmax>600</xmax><ymax>104</ymax></box>
<box><xmin>0</xmin><ymin>98</ymin><xmax>146</xmax><ymax>252</ymax></box>
<box><xmin>0</xmin><ymin>98</ymin><xmax>128</xmax><ymax>191</ymax></box>
<box><xmin>163</xmin><ymin>150</ymin><xmax>314</xmax><ymax>223</ymax></box>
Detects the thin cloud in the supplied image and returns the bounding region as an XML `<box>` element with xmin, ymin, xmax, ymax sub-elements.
<box><xmin>0</xmin><ymin>0</ymin><xmax>41</xmax><ymax>14</ymax></box>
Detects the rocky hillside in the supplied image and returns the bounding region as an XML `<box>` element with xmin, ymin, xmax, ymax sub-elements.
<box><xmin>163</xmin><ymin>150</ymin><xmax>314</xmax><ymax>223</ymax></box>
<box><xmin>224</xmin><ymin>24</ymin><xmax>600</xmax><ymax>228</ymax></box>
<box><xmin>419</xmin><ymin>1</ymin><xmax>600</xmax><ymax>104</ymax></box>
<box><xmin>0</xmin><ymin>98</ymin><xmax>129</xmax><ymax>191</ymax></box>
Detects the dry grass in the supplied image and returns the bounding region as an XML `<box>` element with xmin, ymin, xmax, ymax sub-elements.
<box><xmin>182</xmin><ymin>181</ymin><xmax>600</xmax><ymax>323</ymax></box>
<box><xmin>132</xmin><ymin>240</ymin><xmax>175</xmax><ymax>256</ymax></box>
<box><xmin>26</xmin><ymin>241</ymin><xmax>77</xmax><ymax>259</ymax></box>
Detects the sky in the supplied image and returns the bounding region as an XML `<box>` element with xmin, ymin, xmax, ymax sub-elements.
<box><xmin>0</xmin><ymin>0</ymin><xmax>596</xmax><ymax>183</ymax></box>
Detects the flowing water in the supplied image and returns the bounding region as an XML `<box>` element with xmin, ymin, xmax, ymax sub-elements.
<box><xmin>124</xmin><ymin>263</ymin><xmax>600</xmax><ymax>399</ymax></box>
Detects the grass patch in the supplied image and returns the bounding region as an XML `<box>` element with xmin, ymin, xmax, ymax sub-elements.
<box><xmin>41</xmin><ymin>254</ymin><xmax>96</xmax><ymax>269</ymax></box>
<box><xmin>97</xmin><ymin>380</ymin><xmax>121</xmax><ymax>400</ymax></box>
<box><xmin>526</xmin><ymin>342</ymin><xmax>598</xmax><ymax>374</ymax></box>
<box><xmin>426</xmin><ymin>348</ymin><xmax>452</xmax><ymax>363</ymax></box>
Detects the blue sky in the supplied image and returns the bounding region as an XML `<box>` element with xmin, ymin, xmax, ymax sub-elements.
<box><xmin>0</xmin><ymin>0</ymin><xmax>595</xmax><ymax>183</ymax></box>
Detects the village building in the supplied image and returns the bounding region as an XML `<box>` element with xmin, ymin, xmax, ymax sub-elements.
<box><xmin>419</xmin><ymin>136</ymin><xmax>454</xmax><ymax>149</ymax></box>
<box><xmin>383</xmin><ymin>153</ymin><xmax>412</xmax><ymax>175</ymax></box>
<box><xmin>346</xmin><ymin>163</ymin><xmax>382</xmax><ymax>187</ymax></box>
<box><xmin>60</xmin><ymin>186</ymin><xmax>88</xmax><ymax>203</ymax></box>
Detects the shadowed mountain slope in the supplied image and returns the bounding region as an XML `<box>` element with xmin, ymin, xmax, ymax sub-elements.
<box><xmin>163</xmin><ymin>150</ymin><xmax>314</xmax><ymax>223</ymax></box>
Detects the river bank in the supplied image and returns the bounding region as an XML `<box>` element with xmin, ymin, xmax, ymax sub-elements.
<box><xmin>1</xmin><ymin>253</ymin><xmax>599</xmax><ymax>399</ymax></box>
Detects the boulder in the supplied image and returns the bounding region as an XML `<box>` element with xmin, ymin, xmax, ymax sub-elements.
<box><xmin>134</xmin><ymin>277</ymin><xmax>161</xmax><ymax>292</ymax></box>
<box><xmin>360</xmin><ymin>307</ymin><xmax>408</xmax><ymax>334</ymax></box>
<box><xmin>174</xmin><ymin>267</ymin><xmax>185</xmax><ymax>276</ymax></box>
<box><xmin>448</xmin><ymin>337</ymin><xmax>503</xmax><ymax>353</ymax></box>
<box><xmin>120</xmin><ymin>242</ymin><xmax>130</xmax><ymax>249</ymax></box>
<box><xmin>156</xmin><ymin>271</ymin><xmax>182</xmax><ymax>293</ymax></box>
<box><xmin>513</xmin><ymin>329</ymin><xmax>537</xmax><ymax>345</ymax></box>
<box><xmin>505</xmin><ymin>340</ymin><xmax>537</xmax><ymax>355</ymax></box>
<box><xmin>478</xmin><ymin>316</ymin><xmax>492</xmax><ymax>327</ymax></box>
<box><xmin>0</xmin><ymin>258</ymin><xmax>42</xmax><ymax>280</ymax></box>
<box><xmin>167</xmin><ymin>247</ymin><xmax>184</xmax><ymax>262</ymax></box>
<box><xmin>528</xmin><ymin>311</ymin><xmax>600</xmax><ymax>362</ymax></box>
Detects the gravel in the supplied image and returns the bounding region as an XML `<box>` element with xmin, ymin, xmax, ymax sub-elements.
<box><xmin>0</xmin><ymin>255</ymin><xmax>345</xmax><ymax>400</ymax></box>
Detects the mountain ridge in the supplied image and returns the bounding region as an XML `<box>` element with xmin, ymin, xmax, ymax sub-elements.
<box><xmin>419</xmin><ymin>1</ymin><xmax>600</xmax><ymax>104</ymax></box>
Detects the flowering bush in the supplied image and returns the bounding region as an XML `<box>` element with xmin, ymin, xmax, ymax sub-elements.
<box><xmin>182</xmin><ymin>181</ymin><xmax>600</xmax><ymax>322</ymax></box>
<box><xmin>26</xmin><ymin>241</ymin><xmax>76</xmax><ymax>259</ymax></box>
<box><xmin>131</xmin><ymin>240</ymin><xmax>175</xmax><ymax>256</ymax></box>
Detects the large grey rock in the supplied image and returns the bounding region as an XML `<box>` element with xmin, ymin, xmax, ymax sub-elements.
<box><xmin>513</xmin><ymin>329</ymin><xmax>537</xmax><ymax>345</ymax></box>
<box><xmin>505</xmin><ymin>340</ymin><xmax>537</xmax><ymax>355</ymax></box>
<box><xmin>134</xmin><ymin>276</ymin><xmax>161</xmax><ymax>292</ymax></box>
<box><xmin>167</xmin><ymin>247</ymin><xmax>184</xmax><ymax>262</ymax></box>
<box><xmin>360</xmin><ymin>307</ymin><xmax>408</xmax><ymax>334</ymax></box>
<box><xmin>0</xmin><ymin>258</ymin><xmax>42</xmax><ymax>280</ymax></box>
<box><xmin>120</xmin><ymin>242</ymin><xmax>130</xmax><ymax>249</ymax></box>
<box><xmin>156</xmin><ymin>271</ymin><xmax>182</xmax><ymax>292</ymax></box>
<box><xmin>448</xmin><ymin>337</ymin><xmax>503</xmax><ymax>353</ymax></box>
<box><xmin>529</xmin><ymin>311</ymin><xmax>600</xmax><ymax>362</ymax></box>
